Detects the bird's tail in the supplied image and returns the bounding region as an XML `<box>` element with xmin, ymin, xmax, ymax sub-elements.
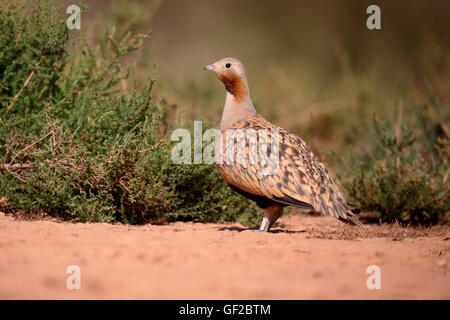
<box><xmin>346</xmin><ymin>202</ymin><xmax>360</xmax><ymax>214</ymax></box>
<box><xmin>339</xmin><ymin>202</ymin><xmax>364</xmax><ymax>226</ymax></box>
<box><xmin>339</xmin><ymin>212</ymin><xmax>364</xmax><ymax>226</ymax></box>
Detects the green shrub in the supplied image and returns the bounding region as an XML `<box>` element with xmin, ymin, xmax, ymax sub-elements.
<box><xmin>0</xmin><ymin>0</ymin><xmax>259</xmax><ymax>225</ymax></box>
<box><xmin>333</xmin><ymin>107</ymin><xmax>449</xmax><ymax>225</ymax></box>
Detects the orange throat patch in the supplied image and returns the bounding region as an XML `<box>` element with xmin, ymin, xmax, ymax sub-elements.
<box><xmin>219</xmin><ymin>73</ymin><xmax>248</xmax><ymax>102</ymax></box>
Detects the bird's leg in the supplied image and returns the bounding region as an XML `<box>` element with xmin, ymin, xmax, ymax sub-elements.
<box><xmin>268</xmin><ymin>206</ymin><xmax>283</xmax><ymax>229</ymax></box>
<box><xmin>248</xmin><ymin>205</ymin><xmax>283</xmax><ymax>232</ymax></box>
<box><xmin>245</xmin><ymin>213</ymin><xmax>269</xmax><ymax>232</ymax></box>
<box><xmin>259</xmin><ymin>214</ymin><xmax>271</xmax><ymax>232</ymax></box>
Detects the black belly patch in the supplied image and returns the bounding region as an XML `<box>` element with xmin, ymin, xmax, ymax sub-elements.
<box><xmin>228</xmin><ymin>184</ymin><xmax>313</xmax><ymax>210</ymax></box>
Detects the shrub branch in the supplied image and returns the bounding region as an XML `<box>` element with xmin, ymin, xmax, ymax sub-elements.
<box><xmin>5</xmin><ymin>54</ymin><xmax>45</xmax><ymax>115</ymax></box>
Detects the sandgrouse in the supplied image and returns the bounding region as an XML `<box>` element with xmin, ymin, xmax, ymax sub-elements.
<box><xmin>204</xmin><ymin>57</ymin><xmax>361</xmax><ymax>232</ymax></box>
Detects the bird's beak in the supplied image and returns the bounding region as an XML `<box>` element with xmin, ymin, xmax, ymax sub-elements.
<box><xmin>203</xmin><ymin>64</ymin><xmax>215</xmax><ymax>71</ymax></box>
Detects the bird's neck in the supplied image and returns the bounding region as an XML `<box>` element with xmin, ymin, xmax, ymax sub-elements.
<box><xmin>220</xmin><ymin>83</ymin><xmax>256</xmax><ymax>130</ymax></box>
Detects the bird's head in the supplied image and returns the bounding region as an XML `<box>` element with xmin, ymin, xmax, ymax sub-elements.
<box><xmin>204</xmin><ymin>57</ymin><xmax>249</xmax><ymax>102</ymax></box>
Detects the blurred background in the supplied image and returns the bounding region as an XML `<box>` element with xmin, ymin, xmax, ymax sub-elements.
<box><xmin>59</xmin><ymin>0</ymin><xmax>449</xmax><ymax>157</ymax></box>
<box><xmin>1</xmin><ymin>1</ymin><xmax>449</xmax><ymax>300</ymax></box>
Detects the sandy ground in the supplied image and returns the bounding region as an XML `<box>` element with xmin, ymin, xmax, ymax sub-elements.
<box><xmin>0</xmin><ymin>211</ymin><xmax>449</xmax><ymax>300</ymax></box>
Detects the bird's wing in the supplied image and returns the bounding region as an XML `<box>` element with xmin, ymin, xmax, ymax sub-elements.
<box><xmin>216</xmin><ymin>115</ymin><xmax>359</xmax><ymax>223</ymax></box>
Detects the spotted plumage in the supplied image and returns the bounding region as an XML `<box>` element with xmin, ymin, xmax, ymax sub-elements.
<box><xmin>204</xmin><ymin>57</ymin><xmax>361</xmax><ymax>232</ymax></box>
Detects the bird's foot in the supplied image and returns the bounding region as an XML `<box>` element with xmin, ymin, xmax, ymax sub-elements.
<box><xmin>245</xmin><ymin>217</ymin><xmax>270</xmax><ymax>232</ymax></box>
<box><xmin>245</xmin><ymin>228</ymin><xmax>267</xmax><ymax>232</ymax></box>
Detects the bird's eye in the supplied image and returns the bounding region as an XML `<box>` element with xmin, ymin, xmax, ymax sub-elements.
<box><xmin>225</xmin><ymin>63</ymin><xmax>231</xmax><ymax>68</ymax></box>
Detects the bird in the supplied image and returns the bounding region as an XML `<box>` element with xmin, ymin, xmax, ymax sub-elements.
<box><xmin>203</xmin><ymin>57</ymin><xmax>362</xmax><ymax>232</ymax></box>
